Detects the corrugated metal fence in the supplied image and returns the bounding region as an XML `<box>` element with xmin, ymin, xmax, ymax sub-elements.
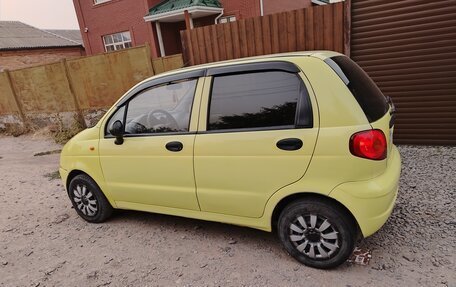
<box><xmin>181</xmin><ymin>2</ymin><xmax>349</xmax><ymax>66</ymax></box>
<box><xmin>351</xmin><ymin>0</ymin><xmax>456</xmax><ymax>145</ymax></box>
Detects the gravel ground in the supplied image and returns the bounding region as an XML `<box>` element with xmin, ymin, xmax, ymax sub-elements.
<box><xmin>0</xmin><ymin>135</ymin><xmax>455</xmax><ymax>287</ymax></box>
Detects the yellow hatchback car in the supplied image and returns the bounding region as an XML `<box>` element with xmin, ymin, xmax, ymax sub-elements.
<box><xmin>60</xmin><ymin>51</ymin><xmax>401</xmax><ymax>269</ymax></box>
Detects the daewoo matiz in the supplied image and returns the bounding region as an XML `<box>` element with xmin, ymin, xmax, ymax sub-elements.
<box><xmin>60</xmin><ymin>51</ymin><xmax>401</xmax><ymax>269</ymax></box>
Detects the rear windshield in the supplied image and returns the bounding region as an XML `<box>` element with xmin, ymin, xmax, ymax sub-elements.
<box><xmin>327</xmin><ymin>56</ymin><xmax>389</xmax><ymax>122</ymax></box>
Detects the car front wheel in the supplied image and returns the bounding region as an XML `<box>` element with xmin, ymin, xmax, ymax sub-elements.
<box><xmin>68</xmin><ymin>174</ymin><xmax>113</xmax><ymax>223</ymax></box>
<box><xmin>277</xmin><ymin>198</ymin><xmax>357</xmax><ymax>269</ymax></box>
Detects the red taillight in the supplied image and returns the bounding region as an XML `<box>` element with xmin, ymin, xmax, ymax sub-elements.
<box><xmin>350</xmin><ymin>129</ymin><xmax>387</xmax><ymax>160</ymax></box>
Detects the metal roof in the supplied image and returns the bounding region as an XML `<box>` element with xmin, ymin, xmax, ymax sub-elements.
<box><xmin>45</xmin><ymin>30</ymin><xmax>83</xmax><ymax>45</ymax></box>
<box><xmin>149</xmin><ymin>0</ymin><xmax>222</xmax><ymax>15</ymax></box>
<box><xmin>0</xmin><ymin>21</ymin><xmax>82</xmax><ymax>51</ymax></box>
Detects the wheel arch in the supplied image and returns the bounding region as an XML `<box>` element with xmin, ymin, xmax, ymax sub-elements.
<box><xmin>66</xmin><ymin>169</ymin><xmax>89</xmax><ymax>192</ymax></box>
<box><xmin>270</xmin><ymin>192</ymin><xmax>361</xmax><ymax>237</ymax></box>
<box><xmin>66</xmin><ymin>168</ymin><xmax>117</xmax><ymax>208</ymax></box>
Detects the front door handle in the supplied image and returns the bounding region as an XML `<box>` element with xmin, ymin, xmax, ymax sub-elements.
<box><xmin>276</xmin><ymin>138</ymin><xmax>303</xmax><ymax>151</ymax></box>
<box><xmin>165</xmin><ymin>141</ymin><xmax>183</xmax><ymax>152</ymax></box>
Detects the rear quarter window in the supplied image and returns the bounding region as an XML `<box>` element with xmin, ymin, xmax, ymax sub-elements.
<box><xmin>328</xmin><ymin>56</ymin><xmax>389</xmax><ymax>122</ymax></box>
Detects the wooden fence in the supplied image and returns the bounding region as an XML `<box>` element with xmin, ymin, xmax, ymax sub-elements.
<box><xmin>0</xmin><ymin>46</ymin><xmax>183</xmax><ymax>128</ymax></box>
<box><xmin>180</xmin><ymin>2</ymin><xmax>349</xmax><ymax>66</ymax></box>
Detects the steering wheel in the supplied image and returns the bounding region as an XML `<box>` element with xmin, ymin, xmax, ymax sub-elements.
<box><xmin>147</xmin><ymin>109</ymin><xmax>179</xmax><ymax>131</ymax></box>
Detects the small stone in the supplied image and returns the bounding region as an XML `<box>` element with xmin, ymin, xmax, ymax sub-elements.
<box><xmin>25</xmin><ymin>251</ymin><xmax>34</xmax><ymax>257</ymax></box>
<box><xmin>221</xmin><ymin>247</ymin><xmax>231</xmax><ymax>253</ymax></box>
<box><xmin>104</xmin><ymin>258</ymin><xmax>113</xmax><ymax>264</ymax></box>
<box><xmin>176</xmin><ymin>256</ymin><xmax>181</xmax><ymax>261</ymax></box>
<box><xmin>86</xmin><ymin>271</ymin><xmax>98</xmax><ymax>279</ymax></box>
<box><xmin>200</xmin><ymin>263</ymin><xmax>208</xmax><ymax>268</ymax></box>
<box><xmin>2</xmin><ymin>261</ymin><xmax>8</xmax><ymax>266</ymax></box>
<box><xmin>293</xmin><ymin>266</ymin><xmax>299</xmax><ymax>271</ymax></box>
<box><xmin>228</xmin><ymin>239</ymin><xmax>237</xmax><ymax>244</ymax></box>
<box><xmin>402</xmin><ymin>255</ymin><xmax>414</xmax><ymax>262</ymax></box>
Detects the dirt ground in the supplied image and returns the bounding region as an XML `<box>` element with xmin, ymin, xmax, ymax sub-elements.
<box><xmin>0</xmin><ymin>135</ymin><xmax>454</xmax><ymax>287</ymax></box>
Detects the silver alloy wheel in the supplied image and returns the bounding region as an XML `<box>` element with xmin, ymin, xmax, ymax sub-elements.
<box><xmin>73</xmin><ymin>184</ymin><xmax>98</xmax><ymax>216</ymax></box>
<box><xmin>289</xmin><ymin>214</ymin><xmax>339</xmax><ymax>259</ymax></box>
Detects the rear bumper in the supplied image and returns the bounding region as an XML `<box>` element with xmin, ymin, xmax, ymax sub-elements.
<box><xmin>329</xmin><ymin>145</ymin><xmax>401</xmax><ymax>237</ymax></box>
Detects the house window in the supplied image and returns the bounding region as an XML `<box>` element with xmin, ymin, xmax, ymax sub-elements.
<box><xmin>94</xmin><ymin>0</ymin><xmax>111</xmax><ymax>4</ymax></box>
<box><xmin>219</xmin><ymin>16</ymin><xmax>236</xmax><ymax>24</ymax></box>
<box><xmin>103</xmin><ymin>31</ymin><xmax>132</xmax><ymax>52</ymax></box>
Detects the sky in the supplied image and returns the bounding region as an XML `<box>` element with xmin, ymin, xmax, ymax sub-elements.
<box><xmin>0</xmin><ymin>0</ymin><xmax>79</xmax><ymax>29</ymax></box>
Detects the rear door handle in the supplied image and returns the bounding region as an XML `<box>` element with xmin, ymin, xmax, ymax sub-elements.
<box><xmin>276</xmin><ymin>138</ymin><xmax>303</xmax><ymax>151</ymax></box>
<box><xmin>165</xmin><ymin>141</ymin><xmax>183</xmax><ymax>152</ymax></box>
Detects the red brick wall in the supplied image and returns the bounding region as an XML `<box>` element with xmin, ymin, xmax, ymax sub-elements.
<box><xmin>72</xmin><ymin>0</ymin><xmax>313</xmax><ymax>59</ymax></box>
<box><xmin>193</xmin><ymin>15</ymin><xmax>217</xmax><ymax>27</ymax></box>
<box><xmin>219</xmin><ymin>0</ymin><xmax>261</xmax><ymax>20</ymax></box>
<box><xmin>73</xmin><ymin>0</ymin><xmax>161</xmax><ymax>57</ymax></box>
<box><xmin>161</xmin><ymin>21</ymin><xmax>186</xmax><ymax>55</ymax></box>
<box><xmin>263</xmin><ymin>0</ymin><xmax>312</xmax><ymax>15</ymax></box>
<box><xmin>0</xmin><ymin>47</ymin><xmax>84</xmax><ymax>71</ymax></box>
<box><xmin>219</xmin><ymin>0</ymin><xmax>312</xmax><ymax>19</ymax></box>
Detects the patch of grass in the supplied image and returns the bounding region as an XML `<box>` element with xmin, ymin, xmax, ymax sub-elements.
<box><xmin>44</xmin><ymin>170</ymin><xmax>61</xmax><ymax>181</ymax></box>
<box><xmin>34</xmin><ymin>149</ymin><xmax>61</xmax><ymax>157</ymax></box>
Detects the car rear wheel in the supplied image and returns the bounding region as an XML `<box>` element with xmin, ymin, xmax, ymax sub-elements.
<box><xmin>68</xmin><ymin>174</ymin><xmax>113</xmax><ymax>223</ymax></box>
<box><xmin>277</xmin><ymin>198</ymin><xmax>356</xmax><ymax>269</ymax></box>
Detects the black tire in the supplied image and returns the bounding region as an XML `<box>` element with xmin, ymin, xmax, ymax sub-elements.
<box><xmin>68</xmin><ymin>174</ymin><xmax>113</xmax><ymax>223</ymax></box>
<box><xmin>277</xmin><ymin>198</ymin><xmax>357</xmax><ymax>269</ymax></box>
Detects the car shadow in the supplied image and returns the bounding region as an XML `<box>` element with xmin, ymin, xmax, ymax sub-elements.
<box><xmin>108</xmin><ymin>209</ymin><xmax>280</xmax><ymax>248</ymax></box>
<box><xmin>104</xmin><ymin>209</ymin><xmax>377</xmax><ymax>270</ymax></box>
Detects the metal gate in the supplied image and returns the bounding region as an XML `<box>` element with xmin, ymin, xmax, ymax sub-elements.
<box><xmin>351</xmin><ymin>0</ymin><xmax>456</xmax><ymax>145</ymax></box>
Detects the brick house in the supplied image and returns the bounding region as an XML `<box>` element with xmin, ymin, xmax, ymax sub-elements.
<box><xmin>73</xmin><ymin>0</ymin><xmax>341</xmax><ymax>58</ymax></box>
<box><xmin>0</xmin><ymin>21</ymin><xmax>84</xmax><ymax>71</ymax></box>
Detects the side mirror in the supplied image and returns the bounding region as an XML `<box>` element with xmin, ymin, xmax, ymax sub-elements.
<box><xmin>110</xmin><ymin>120</ymin><xmax>124</xmax><ymax>145</ymax></box>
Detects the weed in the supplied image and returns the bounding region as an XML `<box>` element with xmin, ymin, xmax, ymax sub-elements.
<box><xmin>52</xmin><ymin>113</ymin><xmax>85</xmax><ymax>145</ymax></box>
<box><xmin>0</xmin><ymin>123</ymin><xmax>29</xmax><ymax>137</ymax></box>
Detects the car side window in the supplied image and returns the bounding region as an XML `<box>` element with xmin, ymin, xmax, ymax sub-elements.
<box><xmin>208</xmin><ymin>71</ymin><xmax>305</xmax><ymax>131</ymax></box>
<box><xmin>109</xmin><ymin>79</ymin><xmax>197</xmax><ymax>135</ymax></box>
